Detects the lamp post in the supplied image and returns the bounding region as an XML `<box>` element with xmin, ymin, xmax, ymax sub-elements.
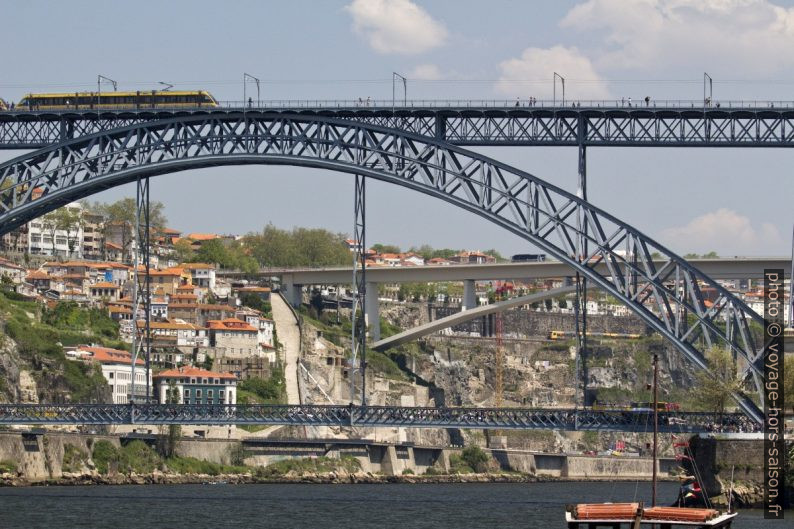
<box><xmin>97</xmin><ymin>75</ymin><xmax>117</xmax><ymax>109</ymax></box>
<box><xmin>553</xmin><ymin>72</ymin><xmax>565</xmax><ymax>106</ymax></box>
<box><xmin>243</xmin><ymin>73</ymin><xmax>261</xmax><ymax>108</ymax></box>
<box><xmin>703</xmin><ymin>72</ymin><xmax>713</xmax><ymax>108</ymax></box>
<box><xmin>392</xmin><ymin>72</ymin><xmax>407</xmax><ymax>110</ymax></box>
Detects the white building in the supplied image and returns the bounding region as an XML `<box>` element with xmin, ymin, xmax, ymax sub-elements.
<box><xmin>182</xmin><ymin>263</ymin><xmax>216</xmax><ymax>290</ymax></box>
<box><xmin>72</xmin><ymin>345</ymin><xmax>151</xmax><ymax>404</ymax></box>
<box><xmin>27</xmin><ymin>201</ymin><xmax>84</xmax><ymax>258</ymax></box>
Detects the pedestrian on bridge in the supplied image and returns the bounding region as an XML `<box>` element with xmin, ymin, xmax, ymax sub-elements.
<box><xmin>645</xmin><ymin>96</ymin><xmax>650</xmax><ymax>107</ymax></box>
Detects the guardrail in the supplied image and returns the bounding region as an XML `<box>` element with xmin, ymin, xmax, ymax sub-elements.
<box><xmin>0</xmin><ymin>404</ymin><xmax>761</xmax><ymax>433</ymax></box>
<box><xmin>6</xmin><ymin>99</ymin><xmax>794</xmax><ymax>112</ymax></box>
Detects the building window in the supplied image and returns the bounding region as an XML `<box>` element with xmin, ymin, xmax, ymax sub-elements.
<box><xmin>184</xmin><ymin>389</ymin><xmax>190</xmax><ymax>402</ymax></box>
<box><xmin>196</xmin><ymin>389</ymin><xmax>202</xmax><ymax>400</ymax></box>
<box><xmin>207</xmin><ymin>390</ymin><xmax>213</xmax><ymax>399</ymax></box>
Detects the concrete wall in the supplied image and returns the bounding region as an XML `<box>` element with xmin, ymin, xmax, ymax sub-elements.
<box><xmin>0</xmin><ymin>431</ymin><xmax>119</xmax><ymax>481</ymax></box>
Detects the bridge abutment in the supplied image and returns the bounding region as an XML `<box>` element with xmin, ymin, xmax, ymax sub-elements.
<box><xmin>282</xmin><ymin>278</ymin><xmax>303</xmax><ymax>308</ymax></box>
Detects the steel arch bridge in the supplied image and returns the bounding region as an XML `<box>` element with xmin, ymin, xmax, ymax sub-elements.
<box><xmin>0</xmin><ymin>113</ymin><xmax>765</xmax><ymax>422</ymax></box>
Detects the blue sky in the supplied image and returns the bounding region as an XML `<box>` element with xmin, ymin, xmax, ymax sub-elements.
<box><xmin>1</xmin><ymin>0</ymin><xmax>793</xmax><ymax>256</ymax></box>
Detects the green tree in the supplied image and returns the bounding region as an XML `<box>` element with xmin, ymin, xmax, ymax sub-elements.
<box><xmin>695</xmin><ymin>346</ymin><xmax>742</xmax><ymax>416</ymax></box>
<box><xmin>93</xmin><ymin>198</ymin><xmax>167</xmax><ymax>262</ymax></box>
<box><xmin>371</xmin><ymin>243</ymin><xmax>401</xmax><ymax>254</ymax></box>
<box><xmin>483</xmin><ymin>249</ymin><xmax>506</xmax><ymax>262</ymax></box>
<box><xmin>242</xmin><ymin>224</ymin><xmax>351</xmax><ymax>267</ymax></box>
<box><xmin>164</xmin><ymin>381</ymin><xmax>181</xmax><ymax>458</ymax></box>
<box><xmin>172</xmin><ymin>239</ymin><xmax>195</xmax><ymax>262</ymax></box>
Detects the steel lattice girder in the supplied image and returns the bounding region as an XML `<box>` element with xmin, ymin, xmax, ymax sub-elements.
<box><xmin>5</xmin><ymin>108</ymin><xmax>794</xmax><ymax>148</ymax></box>
<box><xmin>0</xmin><ymin>404</ymin><xmax>759</xmax><ymax>433</ymax></box>
<box><xmin>0</xmin><ymin>113</ymin><xmax>766</xmax><ymax>422</ymax></box>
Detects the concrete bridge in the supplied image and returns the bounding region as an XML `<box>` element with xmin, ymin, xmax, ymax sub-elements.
<box><xmin>234</xmin><ymin>257</ymin><xmax>790</xmax><ymax>341</ymax></box>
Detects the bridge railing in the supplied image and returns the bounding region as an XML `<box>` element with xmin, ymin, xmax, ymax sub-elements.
<box><xmin>7</xmin><ymin>99</ymin><xmax>794</xmax><ymax>112</ymax></box>
<box><xmin>0</xmin><ymin>403</ymin><xmax>762</xmax><ymax>433</ymax></box>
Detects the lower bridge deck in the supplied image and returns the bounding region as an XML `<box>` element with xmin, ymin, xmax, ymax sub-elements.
<box><xmin>0</xmin><ymin>404</ymin><xmax>758</xmax><ymax>433</ymax></box>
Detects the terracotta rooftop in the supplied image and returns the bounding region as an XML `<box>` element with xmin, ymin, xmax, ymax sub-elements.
<box><xmin>77</xmin><ymin>346</ymin><xmax>143</xmax><ymax>366</ymax></box>
<box><xmin>186</xmin><ymin>233</ymin><xmax>220</xmax><ymax>241</ymax></box>
<box><xmin>154</xmin><ymin>366</ymin><xmax>236</xmax><ymax>380</ymax></box>
<box><xmin>206</xmin><ymin>318</ymin><xmax>257</xmax><ymax>332</ymax></box>
<box><xmin>91</xmin><ymin>282</ymin><xmax>119</xmax><ymax>289</ymax></box>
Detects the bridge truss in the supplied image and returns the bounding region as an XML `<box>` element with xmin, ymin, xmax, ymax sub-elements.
<box><xmin>4</xmin><ymin>106</ymin><xmax>794</xmax><ymax>149</ymax></box>
<box><xmin>0</xmin><ymin>404</ymin><xmax>758</xmax><ymax>434</ymax></box>
<box><xmin>0</xmin><ymin>113</ymin><xmax>767</xmax><ymax>422</ymax></box>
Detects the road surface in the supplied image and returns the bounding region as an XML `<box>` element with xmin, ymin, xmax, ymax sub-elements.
<box><xmin>271</xmin><ymin>293</ymin><xmax>301</xmax><ymax>405</ymax></box>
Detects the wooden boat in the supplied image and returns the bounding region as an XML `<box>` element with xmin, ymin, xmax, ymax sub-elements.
<box><xmin>564</xmin><ymin>354</ymin><xmax>738</xmax><ymax>528</ymax></box>
<box><xmin>565</xmin><ymin>502</ymin><xmax>737</xmax><ymax>527</ymax></box>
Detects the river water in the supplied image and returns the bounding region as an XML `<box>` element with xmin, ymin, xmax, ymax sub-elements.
<box><xmin>0</xmin><ymin>482</ymin><xmax>776</xmax><ymax>528</ymax></box>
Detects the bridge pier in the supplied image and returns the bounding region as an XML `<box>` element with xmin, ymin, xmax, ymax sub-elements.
<box><xmin>462</xmin><ymin>279</ymin><xmax>477</xmax><ymax>310</ymax></box>
<box><xmin>282</xmin><ymin>278</ymin><xmax>303</xmax><ymax>308</ymax></box>
<box><xmin>365</xmin><ymin>282</ymin><xmax>380</xmax><ymax>341</ymax></box>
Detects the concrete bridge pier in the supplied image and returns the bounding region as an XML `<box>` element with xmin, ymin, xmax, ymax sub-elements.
<box><xmin>365</xmin><ymin>282</ymin><xmax>380</xmax><ymax>341</ymax></box>
<box><xmin>282</xmin><ymin>278</ymin><xmax>303</xmax><ymax>308</ymax></box>
<box><xmin>462</xmin><ymin>279</ymin><xmax>477</xmax><ymax>310</ymax></box>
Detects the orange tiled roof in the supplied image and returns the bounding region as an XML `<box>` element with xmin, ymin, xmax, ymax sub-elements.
<box><xmin>91</xmin><ymin>282</ymin><xmax>119</xmax><ymax>289</ymax></box>
<box><xmin>186</xmin><ymin>233</ymin><xmax>220</xmax><ymax>241</ymax></box>
<box><xmin>136</xmin><ymin>320</ymin><xmax>203</xmax><ymax>330</ymax></box>
<box><xmin>26</xmin><ymin>270</ymin><xmax>50</xmax><ymax>280</ymax></box>
<box><xmin>206</xmin><ymin>317</ymin><xmax>257</xmax><ymax>332</ymax></box>
<box><xmin>180</xmin><ymin>262</ymin><xmax>215</xmax><ymax>269</ymax></box>
<box><xmin>78</xmin><ymin>346</ymin><xmax>143</xmax><ymax>366</ymax></box>
<box><xmin>154</xmin><ymin>366</ymin><xmax>236</xmax><ymax>380</ymax></box>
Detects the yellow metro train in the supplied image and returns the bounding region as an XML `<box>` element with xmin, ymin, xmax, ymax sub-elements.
<box><xmin>548</xmin><ymin>330</ymin><xmax>642</xmax><ymax>340</ymax></box>
<box><xmin>14</xmin><ymin>90</ymin><xmax>219</xmax><ymax>110</ymax></box>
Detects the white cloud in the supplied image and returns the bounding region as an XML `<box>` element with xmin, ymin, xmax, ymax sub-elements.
<box><xmin>659</xmin><ymin>208</ymin><xmax>786</xmax><ymax>255</ymax></box>
<box><xmin>561</xmin><ymin>0</ymin><xmax>794</xmax><ymax>75</ymax></box>
<box><xmin>345</xmin><ymin>0</ymin><xmax>448</xmax><ymax>55</ymax></box>
<box><xmin>407</xmin><ymin>63</ymin><xmax>443</xmax><ymax>80</ymax></box>
<box><xmin>495</xmin><ymin>45</ymin><xmax>610</xmax><ymax>99</ymax></box>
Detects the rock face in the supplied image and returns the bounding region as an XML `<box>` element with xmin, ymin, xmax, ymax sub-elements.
<box><xmin>683</xmin><ymin>436</ymin><xmax>794</xmax><ymax>509</ymax></box>
<box><xmin>0</xmin><ymin>337</ymin><xmax>22</xmax><ymax>403</ymax></box>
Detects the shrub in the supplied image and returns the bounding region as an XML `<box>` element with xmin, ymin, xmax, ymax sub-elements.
<box><xmin>62</xmin><ymin>444</ymin><xmax>89</xmax><ymax>473</ymax></box>
<box><xmin>92</xmin><ymin>440</ymin><xmax>120</xmax><ymax>474</ymax></box>
<box><xmin>165</xmin><ymin>456</ymin><xmax>248</xmax><ymax>476</ymax></box>
<box><xmin>258</xmin><ymin>456</ymin><xmax>361</xmax><ymax>477</ymax></box>
<box><xmin>401</xmin><ymin>468</ymin><xmax>414</xmax><ymax>475</ymax></box>
<box><xmin>461</xmin><ymin>445</ymin><xmax>491</xmax><ymax>472</ymax></box>
<box><xmin>92</xmin><ymin>440</ymin><xmax>162</xmax><ymax>475</ymax></box>
<box><xmin>448</xmin><ymin>454</ymin><xmax>473</xmax><ymax>474</ymax></box>
<box><xmin>0</xmin><ymin>460</ymin><xmax>18</xmax><ymax>474</ymax></box>
<box><xmin>239</xmin><ymin>368</ymin><xmax>286</xmax><ymax>404</ymax></box>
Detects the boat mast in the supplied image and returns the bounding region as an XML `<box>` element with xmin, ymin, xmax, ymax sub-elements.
<box><xmin>652</xmin><ymin>352</ymin><xmax>659</xmax><ymax>507</ymax></box>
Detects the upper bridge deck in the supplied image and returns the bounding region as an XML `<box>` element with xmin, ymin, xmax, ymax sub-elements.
<box><xmin>4</xmin><ymin>99</ymin><xmax>794</xmax><ymax>149</ymax></box>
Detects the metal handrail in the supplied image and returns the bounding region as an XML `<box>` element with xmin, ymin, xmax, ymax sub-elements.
<box><xmin>7</xmin><ymin>98</ymin><xmax>794</xmax><ymax>112</ymax></box>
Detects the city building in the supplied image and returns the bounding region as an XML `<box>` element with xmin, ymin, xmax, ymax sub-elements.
<box><xmin>182</xmin><ymin>262</ymin><xmax>216</xmax><ymax>290</ymax></box>
<box><xmin>153</xmin><ymin>366</ymin><xmax>237</xmax><ymax>404</ymax></box>
<box><xmin>207</xmin><ymin>317</ymin><xmax>259</xmax><ymax>356</ymax></box>
<box><xmin>27</xmin><ymin>201</ymin><xmax>85</xmax><ymax>258</ymax></box>
<box><xmin>70</xmin><ymin>345</ymin><xmax>150</xmax><ymax>404</ymax></box>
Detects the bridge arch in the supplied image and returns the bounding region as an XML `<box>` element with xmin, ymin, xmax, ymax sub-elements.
<box><xmin>0</xmin><ymin>113</ymin><xmax>765</xmax><ymax>420</ymax></box>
